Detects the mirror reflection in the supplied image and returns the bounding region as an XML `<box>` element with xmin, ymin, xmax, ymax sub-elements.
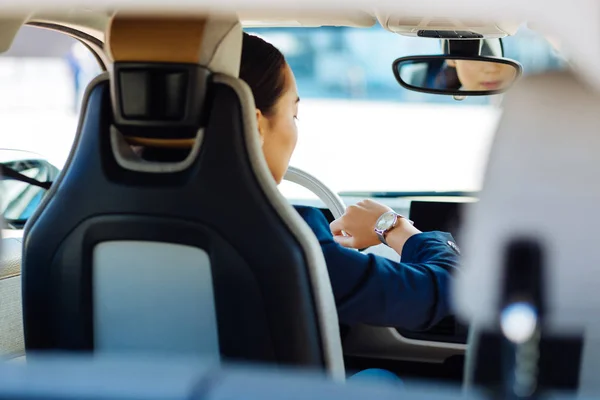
<box><xmin>394</xmin><ymin>57</ymin><xmax>521</xmax><ymax>95</ymax></box>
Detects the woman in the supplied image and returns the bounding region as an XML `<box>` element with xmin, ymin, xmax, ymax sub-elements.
<box><xmin>240</xmin><ymin>32</ymin><xmax>460</xmax><ymax>333</ymax></box>
<box><xmin>445</xmin><ymin>58</ymin><xmax>517</xmax><ymax>91</ymax></box>
<box><xmin>240</xmin><ymin>33</ymin><xmax>461</xmax><ymax>383</ymax></box>
<box><xmin>435</xmin><ymin>39</ymin><xmax>517</xmax><ymax>92</ymax></box>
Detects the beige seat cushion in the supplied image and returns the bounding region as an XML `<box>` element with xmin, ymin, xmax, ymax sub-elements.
<box><xmin>0</xmin><ymin>235</ymin><xmax>25</xmax><ymax>360</ymax></box>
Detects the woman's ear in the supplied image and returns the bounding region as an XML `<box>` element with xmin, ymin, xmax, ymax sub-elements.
<box><xmin>256</xmin><ymin>108</ymin><xmax>266</xmax><ymax>146</ymax></box>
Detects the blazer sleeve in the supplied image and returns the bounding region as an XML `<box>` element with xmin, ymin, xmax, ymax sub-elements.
<box><xmin>294</xmin><ymin>205</ymin><xmax>460</xmax><ymax>330</ymax></box>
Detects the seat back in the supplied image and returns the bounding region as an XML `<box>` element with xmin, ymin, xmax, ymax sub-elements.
<box><xmin>455</xmin><ymin>70</ymin><xmax>600</xmax><ymax>393</ymax></box>
<box><xmin>21</xmin><ymin>14</ymin><xmax>343</xmax><ymax>378</ymax></box>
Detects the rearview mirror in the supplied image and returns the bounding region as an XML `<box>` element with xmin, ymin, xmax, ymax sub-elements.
<box><xmin>392</xmin><ymin>55</ymin><xmax>522</xmax><ymax>96</ymax></box>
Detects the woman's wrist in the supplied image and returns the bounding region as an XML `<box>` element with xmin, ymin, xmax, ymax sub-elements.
<box><xmin>385</xmin><ymin>218</ymin><xmax>421</xmax><ymax>255</ymax></box>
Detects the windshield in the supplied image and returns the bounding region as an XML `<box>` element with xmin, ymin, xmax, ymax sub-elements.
<box><xmin>245</xmin><ymin>25</ymin><xmax>566</xmax><ymax>198</ymax></box>
<box><xmin>0</xmin><ymin>25</ymin><xmax>565</xmax><ymax>203</ymax></box>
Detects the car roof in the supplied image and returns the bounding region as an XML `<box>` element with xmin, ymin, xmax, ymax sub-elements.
<box><xmin>0</xmin><ymin>1</ymin><xmax>597</xmax><ymax>90</ymax></box>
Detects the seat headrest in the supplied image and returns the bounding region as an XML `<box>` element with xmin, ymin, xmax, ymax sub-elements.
<box><xmin>453</xmin><ymin>70</ymin><xmax>600</xmax><ymax>332</ymax></box>
<box><xmin>105</xmin><ymin>14</ymin><xmax>242</xmax><ymax>144</ymax></box>
<box><xmin>107</xmin><ymin>14</ymin><xmax>242</xmax><ymax>76</ymax></box>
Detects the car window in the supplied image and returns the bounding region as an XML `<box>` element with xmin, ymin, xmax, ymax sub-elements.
<box><xmin>0</xmin><ymin>26</ymin><xmax>102</xmax><ymax>171</ymax></box>
<box><xmin>1</xmin><ymin>159</ymin><xmax>52</xmax><ymax>222</ymax></box>
<box><xmin>246</xmin><ymin>25</ymin><xmax>566</xmax><ymax>200</ymax></box>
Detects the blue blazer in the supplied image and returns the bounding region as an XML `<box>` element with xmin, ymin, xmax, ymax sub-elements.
<box><xmin>294</xmin><ymin>205</ymin><xmax>460</xmax><ymax>331</ymax></box>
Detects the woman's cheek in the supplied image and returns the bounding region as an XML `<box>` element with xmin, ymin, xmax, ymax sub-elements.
<box><xmin>290</xmin><ymin>121</ymin><xmax>299</xmax><ymax>151</ymax></box>
<box><xmin>274</xmin><ymin>120</ymin><xmax>297</xmax><ymax>178</ymax></box>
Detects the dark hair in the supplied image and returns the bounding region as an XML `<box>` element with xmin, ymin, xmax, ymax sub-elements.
<box><xmin>434</xmin><ymin>65</ymin><xmax>461</xmax><ymax>90</ymax></box>
<box><xmin>240</xmin><ymin>32</ymin><xmax>287</xmax><ymax>116</ymax></box>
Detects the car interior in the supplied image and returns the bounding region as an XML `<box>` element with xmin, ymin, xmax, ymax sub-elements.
<box><xmin>0</xmin><ymin>2</ymin><xmax>597</xmax><ymax>399</ymax></box>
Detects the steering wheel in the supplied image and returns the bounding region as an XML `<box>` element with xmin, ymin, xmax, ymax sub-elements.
<box><xmin>284</xmin><ymin>166</ymin><xmax>346</xmax><ymax>220</ymax></box>
<box><xmin>283</xmin><ymin>166</ymin><xmax>400</xmax><ymax>261</ymax></box>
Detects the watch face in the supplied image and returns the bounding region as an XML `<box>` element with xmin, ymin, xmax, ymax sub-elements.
<box><xmin>375</xmin><ymin>212</ymin><xmax>396</xmax><ymax>231</ymax></box>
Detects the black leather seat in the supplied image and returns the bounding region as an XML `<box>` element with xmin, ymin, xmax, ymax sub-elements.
<box><xmin>21</xmin><ymin>14</ymin><xmax>343</xmax><ymax>378</ymax></box>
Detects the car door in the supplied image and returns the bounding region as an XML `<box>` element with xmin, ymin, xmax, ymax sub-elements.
<box><xmin>0</xmin><ymin>24</ymin><xmax>103</xmax><ymax>361</ymax></box>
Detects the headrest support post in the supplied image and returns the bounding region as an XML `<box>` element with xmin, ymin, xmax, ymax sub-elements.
<box><xmin>498</xmin><ymin>238</ymin><xmax>546</xmax><ymax>399</ymax></box>
<box><xmin>447</xmin><ymin>39</ymin><xmax>483</xmax><ymax>56</ymax></box>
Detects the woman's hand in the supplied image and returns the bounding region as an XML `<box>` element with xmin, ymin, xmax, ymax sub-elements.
<box><xmin>330</xmin><ymin>199</ymin><xmax>421</xmax><ymax>254</ymax></box>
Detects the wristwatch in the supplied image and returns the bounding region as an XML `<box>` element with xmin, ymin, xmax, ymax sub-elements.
<box><xmin>374</xmin><ymin>211</ymin><xmax>413</xmax><ymax>246</ymax></box>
